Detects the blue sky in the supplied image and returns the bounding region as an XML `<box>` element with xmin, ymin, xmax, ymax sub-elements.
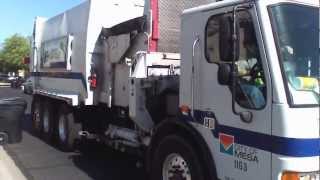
<box><xmin>0</xmin><ymin>0</ymin><xmax>85</xmax><ymax>45</ymax></box>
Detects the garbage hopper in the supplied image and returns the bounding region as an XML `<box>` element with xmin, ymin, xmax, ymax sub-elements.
<box><xmin>0</xmin><ymin>98</ymin><xmax>27</xmax><ymax>144</ymax></box>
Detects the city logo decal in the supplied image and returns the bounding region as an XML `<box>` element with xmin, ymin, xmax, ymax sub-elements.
<box><xmin>219</xmin><ymin>133</ymin><xmax>234</xmax><ymax>156</ymax></box>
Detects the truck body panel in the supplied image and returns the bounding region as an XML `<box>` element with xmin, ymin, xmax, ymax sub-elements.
<box><xmin>31</xmin><ymin>0</ymin><xmax>145</xmax><ymax>105</ymax></box>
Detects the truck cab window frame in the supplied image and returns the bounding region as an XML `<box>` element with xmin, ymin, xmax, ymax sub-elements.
<box><xmin>268</xmin><ymin>3</ymin><xmax>319</xmax><ymax>108</ymax></box>
<box><xmin>205</xmin><ymin>10</ymin><xmax>267</xmax><ymax>110</ymax></box>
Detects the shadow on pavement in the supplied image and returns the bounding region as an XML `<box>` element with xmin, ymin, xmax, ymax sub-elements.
<box><xmin>0</xmin><ymin>87</ymin><xmax>147</xmax><ymax>180</ymax></box>
<box><xmin>22</xmin><ymin>114</ymin><xmax>33</xmax><ymax>135</ymax></box>
<box><xmin>17</xmin><ymin>113</ymin><xmax>147</xmax><ymax>180</ymax></box>
<box><xmin>72</xmin><ymin>142</ymin><xmax>147</xmax><ymax>180</ymax></box>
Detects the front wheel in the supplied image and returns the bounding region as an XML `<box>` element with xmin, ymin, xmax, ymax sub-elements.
<box><xmin>151</xmin><ymin>135</ymin><xmax>205</xmax><ymax>180</ymax></box>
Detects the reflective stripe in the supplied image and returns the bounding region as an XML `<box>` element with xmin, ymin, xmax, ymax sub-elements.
<box><xmin>182</xmin><ymin>110</ymin><xmax>320</xmax><ymax>157</ymax></box>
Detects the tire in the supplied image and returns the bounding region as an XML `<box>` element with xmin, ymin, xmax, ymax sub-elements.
<box><xmin>31</xmin><ymin>97</ymin><xmax>43</xmax><ymax>136</ymax></box>
<box><xmin>151</xmin><ymin>135</ymin><xmax>205</xmax><ymax>180</ymax></box>
<box><xmin>41</xmin><ymin>101</ymin><xmax>55</xmax><ymax>142</ymax></box>
<box><xmin>57</xmin><ymin>104</ymin><xmax>81</xmax><ymax>151</ymax></box>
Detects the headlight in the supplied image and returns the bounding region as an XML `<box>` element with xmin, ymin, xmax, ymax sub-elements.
<box><xmin>282</xmin><ymin>171</ymin><xmax>320</xmax><ymax>180</ymax></box>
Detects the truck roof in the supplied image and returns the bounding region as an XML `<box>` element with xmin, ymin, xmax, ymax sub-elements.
<box><xmin>183</xmin><ymin>0</ymin><xmax>319</xmax><ymax>15</ymax></box>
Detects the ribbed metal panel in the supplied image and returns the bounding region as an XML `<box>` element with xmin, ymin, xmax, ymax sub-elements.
<box><xmin>158</xmin><ymin>0</ymin><xmax>213</xmax><ymax>53</ymax></box>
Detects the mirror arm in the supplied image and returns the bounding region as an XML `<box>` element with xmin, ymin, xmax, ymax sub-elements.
<box><xmin>231</xmin><ymin>4</ymin><xmax>253</xmax><ymax>123</ymax></box>
<box><xmin>231</xmin><ymin>71</ymin><xmax>240</xmax><ymax>116</ymax></box>
<box><xmin>231</xmin><ymin>5</ymin><xmax>242</xmax><ymax>116</ymax></box>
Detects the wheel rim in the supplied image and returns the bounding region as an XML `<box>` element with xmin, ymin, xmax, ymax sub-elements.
<box><xmin>43</xmin><ymin>108</ymin><xmax>50</xmax><ymax>133</ymax></box>
<box><xmin>33</xmin><ymin>104</ymin><xmax>41</xmax><ymax>131</ymax></box>
<box><xmin>162</xmin><ymin>153</ymin><xmax>191</xmax><ymax>180</ymax></box>
<box><xmin>58</xmin><ymin>115</ymin><xmax>67</xmax><ymax>142</ymax></box>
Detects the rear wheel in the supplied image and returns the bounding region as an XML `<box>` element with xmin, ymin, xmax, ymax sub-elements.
<box><xmin>31</xmin><ymin>97</ymin><xmax>43</xmax><ymax>136</ymax></box>
<box><xmin>57</xmin><ymin>104</ymin><xmax>81</xmax><ymax>151</ymax></box>
<box><xmin>151</xmin><ymin>135</ymin><xmax>205</xmax><ymax>180</ymax></box>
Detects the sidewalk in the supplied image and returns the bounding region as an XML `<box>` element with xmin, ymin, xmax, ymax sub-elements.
<box><xmin>0</xmin><ymin>146</ymin><xmax>27</xmax><ymax>180</ymax></box>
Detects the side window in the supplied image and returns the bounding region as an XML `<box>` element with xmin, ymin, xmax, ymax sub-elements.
<box><xmin>205</xmin><ymin>11</ymin><xmax>267</xmax><ymax>109</ymax></box>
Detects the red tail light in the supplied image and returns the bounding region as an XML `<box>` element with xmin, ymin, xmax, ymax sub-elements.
<box><xmin>23</xmin><ymin>57</ymin><xmax>30</xmax><ymax>64</ymax></box>
<box><xmin>88</xmin><ymin>73</ymin><xmax>97</xmax><ymax>90</ymax></box>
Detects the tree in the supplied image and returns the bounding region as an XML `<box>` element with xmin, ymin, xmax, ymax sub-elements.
<box><xmin>0</xmin><ymin>34</ymin><xmax>31</xmax><ymax>73</ymax></box>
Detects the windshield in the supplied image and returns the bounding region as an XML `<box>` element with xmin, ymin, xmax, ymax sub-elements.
<box><xmin>269</xmin><ymin>3</ymin><xmax>319</xmax><ymax>106</ymax></box>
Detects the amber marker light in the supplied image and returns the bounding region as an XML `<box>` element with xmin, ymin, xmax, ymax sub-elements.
<box><xmin>282</xmin><ymin>171</ymin><xmax>320</xmax><ymax>180</ymax></box>
<box><xmin>180</xmin><ymin>105</ymin><xmax>190</xmax><ymax>115</ymax></box>
<box><xmin>282</xmin><ymin>172</ymin><xmax>299</xmax><ymax>180</ymax></box>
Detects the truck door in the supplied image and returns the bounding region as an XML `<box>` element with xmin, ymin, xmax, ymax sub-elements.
<box><xmin>194</xmin><ymin>3</ymin><xmax>272</xmax><ymax>180</ymax></box>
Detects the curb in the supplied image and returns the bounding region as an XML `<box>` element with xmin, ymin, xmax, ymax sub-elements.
<box><xmin>0</xmin><ymin>146</ymin><xmax>27</xmax><ymax>180</ymax></box>
<box><xmin>0</xmin><ymin>83</ymin><xmax>10</xmax><ymax>87</ymax></box>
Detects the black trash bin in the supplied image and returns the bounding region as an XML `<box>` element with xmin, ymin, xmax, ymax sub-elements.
<box><xmin>0</xmin><ymin>98</ymin><xmax>27</xmax><ymax>144</ymax></box>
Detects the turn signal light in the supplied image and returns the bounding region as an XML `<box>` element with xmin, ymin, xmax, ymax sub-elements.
<box><xmin>282</xmin><ymin>172</ymin><xmax>299</xmax><ymax>180</ymax></box>
<box><xmin>180</xmin><ymin>105</ymin><xmax>190</xmax><ymax>115</ymax></box>
<box><xmin>282</xmin><ymin>171</ymin><xmax>320</xmax><ymax>180</ymax></box>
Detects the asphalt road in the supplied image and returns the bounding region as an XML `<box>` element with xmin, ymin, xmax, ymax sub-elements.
<box><xmin>0</xmin><ymin>87</ymin><xmax>147</xmax><ymax>180</ymax></box>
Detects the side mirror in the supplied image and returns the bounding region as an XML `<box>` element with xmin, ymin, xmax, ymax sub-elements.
<box><xmin>219</xmin><ymin>16</ymin><xmax>240</xmax><ymax>62</ymax></box>
<box><xmin>218</xmin><ymin>63</ymin><xmax>232</xmax><ymax>85</ymax></box>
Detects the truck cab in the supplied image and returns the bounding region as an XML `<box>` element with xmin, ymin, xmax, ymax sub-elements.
<box><xmin>179</xmin><ymin>0</ymin><xmax>319</xmax><ymax>179</ymax></box>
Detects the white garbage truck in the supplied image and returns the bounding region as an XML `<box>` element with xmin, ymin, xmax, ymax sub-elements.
<box><xmin>30</xmin><ymin>0</ymin><xmax>319</xmax><ymax>179</ymax></box>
